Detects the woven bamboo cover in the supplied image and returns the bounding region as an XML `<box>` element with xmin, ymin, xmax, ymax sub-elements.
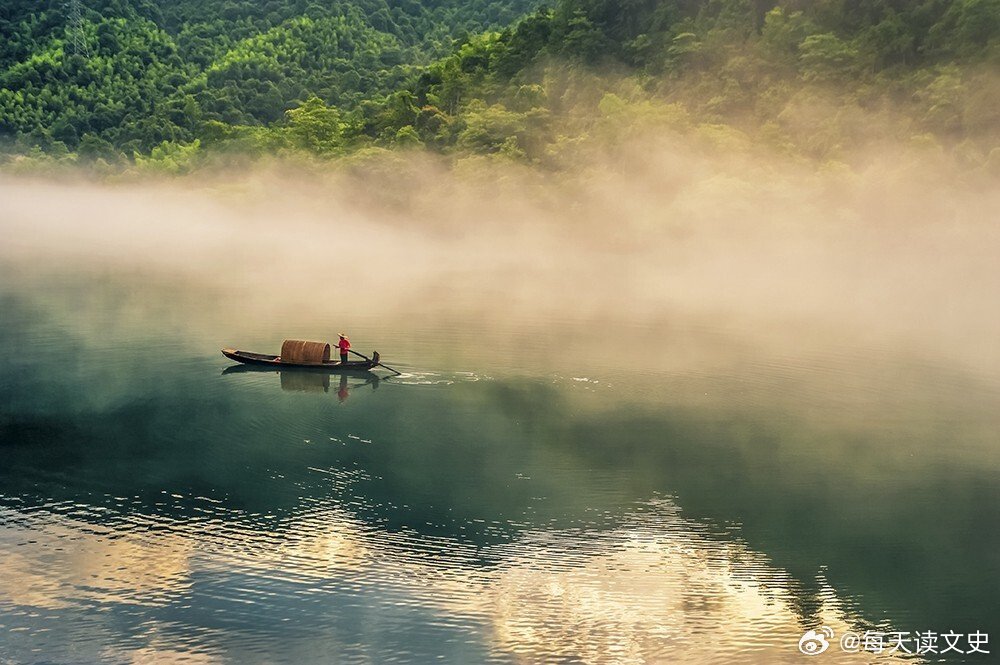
<box><xmin>280</xmin><ymin>339</ymin><xmax>331</xmax><ymax>364</ymax></box>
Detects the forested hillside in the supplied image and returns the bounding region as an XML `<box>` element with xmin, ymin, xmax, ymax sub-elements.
<box><xmin>2</xmin><ymin>0</ymin><xmax>999</xmax><ymax>174</ymax></box>
<box><xmin>0</xmin><ymin>0</ymin><xmax>539</xmax><ymax>155</ymax></box>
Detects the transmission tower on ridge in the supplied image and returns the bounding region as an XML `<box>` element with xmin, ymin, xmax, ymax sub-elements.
<box><xmin>66</xmin><ymin>0</ymin><xmax>90</xmax><ymax>57</ymax></box>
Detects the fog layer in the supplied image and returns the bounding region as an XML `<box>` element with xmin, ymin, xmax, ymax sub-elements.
<box><xmin>2</xmin><ymin>131</ymin><xmax>998</xmax><ymax>376</ymax></box>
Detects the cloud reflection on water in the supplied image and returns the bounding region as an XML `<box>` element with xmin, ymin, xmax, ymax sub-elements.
<box><xmin>0</xmin><ymin>498</ymin><xmax>915</xmax><ymax>664</ymax></box>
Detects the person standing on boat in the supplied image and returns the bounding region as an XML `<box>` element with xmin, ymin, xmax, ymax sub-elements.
<box><xmin>337</xmin><ymin>333</ymin><xmax>351</xmax><ymax>364</ymax></box>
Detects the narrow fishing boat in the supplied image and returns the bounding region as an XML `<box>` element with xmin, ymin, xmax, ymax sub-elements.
<box><xmin>222</xmin><ymin>339</ymin><xmax>383</xmax><ymax>371</ymax></box>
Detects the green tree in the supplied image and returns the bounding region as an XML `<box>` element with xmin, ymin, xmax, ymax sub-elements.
<box><xmin>798</xmin><ymin>33</ymin><xmax>862</xmax><ymax>81</ymax></box>
<box><xmin>285</xmin><ymin>96</ymin><xmax>344</xmax><ymax>153</ymax></box>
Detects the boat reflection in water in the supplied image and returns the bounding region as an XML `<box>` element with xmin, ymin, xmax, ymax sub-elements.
<box><xmin>221</xmin><ymin>364</ymin><xmax>381</xmax><ymax>401</ymax></box>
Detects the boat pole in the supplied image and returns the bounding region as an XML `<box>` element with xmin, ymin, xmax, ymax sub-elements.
<box><xmin>349</xmin><ymin>349</ymin><xmax>403</xmax><ymax>376</ymax></box>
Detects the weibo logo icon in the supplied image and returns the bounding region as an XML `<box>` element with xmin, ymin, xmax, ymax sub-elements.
<box><xmin>798</xmin><ymin>627</ymin><xmax>834</xmax><ymax>655</ymax></box>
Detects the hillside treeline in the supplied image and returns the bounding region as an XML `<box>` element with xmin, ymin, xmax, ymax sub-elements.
<box><xmin>2</xmin><ymin>0</ymin><xmax>999</xmax><ymax>174</ymax></box>
<box><xmin>0</xmin><ymin>0</ymin><xmax>538</xmax><ymax>155</ymax></box>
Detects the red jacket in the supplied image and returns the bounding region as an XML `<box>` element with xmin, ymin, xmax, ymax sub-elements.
<box><xmin>338</xmin><ymin>338</ymin><xmax>350</xmax><ymax>354</ymax></box>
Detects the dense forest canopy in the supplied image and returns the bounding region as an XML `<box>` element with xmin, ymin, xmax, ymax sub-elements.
<box><xmin>1</xmin><ymin>0</ymin><xmax>998</xmax><ymax>173</ymax></box>
<box><xmin>0</xmin><ymin>0</ymin><xmax>540</xmax><ymax>154</ymax></box>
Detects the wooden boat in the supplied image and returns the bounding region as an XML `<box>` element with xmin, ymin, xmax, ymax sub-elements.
<box><xmin>222</xmin><ymin>339</ymin><xmax>381</xmax><ymax>371</ymax></box>
<box><xmin>221</xmin><ymin>363</ymin><xmax>381</xmax><ymax>393</ymax></box>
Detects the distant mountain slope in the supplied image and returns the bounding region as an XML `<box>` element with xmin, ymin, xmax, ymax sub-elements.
<box><xmin>356</xmin><ymin>0</ymin><xmax>1000</xmax><ymax>161</ymax></box>
<box><xmin>1</xmin><ymin>0</ymin><xmax>998</xmax><ymax>166</ymax></box>
<box><xmin>0</xmin><ymin>0</ymin><xmax>540</xmax><ymax>152</ymax></box>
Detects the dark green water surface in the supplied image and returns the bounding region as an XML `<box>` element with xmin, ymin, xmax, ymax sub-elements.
<box><xmin>1</xmin><ymin>271</ymin><xmax>998</xmax><ymax>664</ymax></box>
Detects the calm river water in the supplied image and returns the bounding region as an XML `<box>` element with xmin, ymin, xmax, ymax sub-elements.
<box><xmin>1</xmin><ymin>181</ymin><xmax>999</xmax><ymax>664</ymax></box>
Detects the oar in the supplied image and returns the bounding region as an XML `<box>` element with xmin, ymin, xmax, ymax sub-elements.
<box><xmin>348</xmin><ymin>349</ymin><xmax>403</xmax><ymax>376</ymax></box>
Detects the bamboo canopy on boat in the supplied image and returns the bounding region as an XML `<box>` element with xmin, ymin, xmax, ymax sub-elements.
<box><xmin>280</xmin><ymin>339</ymin><xmax>331</xmax><ymax>364</ymax></box>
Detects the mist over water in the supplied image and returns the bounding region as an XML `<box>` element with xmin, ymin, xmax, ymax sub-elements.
<box><xmin>3</xmin><ymin>134</ymin><xmax>998</xmax><ymax>374</ymax></box>
<box><xmin>1</xmin><ymin>135</ymin><xmax>999</xmax><ymax>663</ymax></box>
